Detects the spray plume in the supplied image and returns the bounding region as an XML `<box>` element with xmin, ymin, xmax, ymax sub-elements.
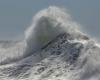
<box><xmin>24</xmin><ymin>6</ymin><xmax>85</xmax><ymax>55</ymax></box>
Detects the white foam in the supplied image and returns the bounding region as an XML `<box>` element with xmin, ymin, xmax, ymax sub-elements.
<box><xmin>24</xmin><ymin>6</ymin><xmax>84</xmax><ymax>55</ymax></box>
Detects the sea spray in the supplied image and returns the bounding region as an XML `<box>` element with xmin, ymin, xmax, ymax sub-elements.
<box><xmin>24</xmin><ymin>6</ymin><xmax>83</xmax><ymax>55</ymax></box>
<box><xmin>0</xmin><ymin>6</ymin><xmax>88</xmax><ymax>65</ymax></box>
<box><xmin>0</xmin><ymin>6</ymin><xmax>100</xmax><ymax>80</ymax></box>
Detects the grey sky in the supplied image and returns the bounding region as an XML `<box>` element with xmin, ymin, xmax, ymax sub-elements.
<box><xmin>0</xmin><ymin>0</ymin><xmax>100</xmax><ymax>40</ymax></box>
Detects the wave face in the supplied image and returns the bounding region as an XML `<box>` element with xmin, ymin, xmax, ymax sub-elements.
<box><xmin>24</xmin><ymin>6</ymin><xmax>84</xmax><ymax>55</ymax></box>
<box><xmin>0</xmin><ymin>6</ymin><xmax>100</xmax><ymax>80</ymax></box>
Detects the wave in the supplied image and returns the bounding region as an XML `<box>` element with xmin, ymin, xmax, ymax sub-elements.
<box><xmin>0</xmin><ymin>6</ymin><xmax>100</xmax><ymax>80</ymax></box>
<box><xmin>24</xmin><ymin>6</ymin><xmax>88</xmax><ymax>56</ymax></box>
<box><xmin>0</xmin><ymin>6</ymin><xmax>89</xmax><ymax>65</ymax></box>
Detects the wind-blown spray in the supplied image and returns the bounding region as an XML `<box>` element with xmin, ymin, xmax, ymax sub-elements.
<box><xmin>24</xmin><ymin>6</ymin><xmax>84</xmax><ymax>55</ymax></box>
<box><xmin>0</xmin><ymin>6</ymin><xmax>100</xmax><ymax>80</ymax></box>
<box><xmin>0</xmin><ymin>6</ymin><xmax>88</xmax><ymax>65</ymax></box>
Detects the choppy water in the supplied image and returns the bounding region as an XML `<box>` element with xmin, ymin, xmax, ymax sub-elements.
<box><xmin>0</xmin><ymin>6</ymin><xmax>100</xmax><ymax>80</ymax></box>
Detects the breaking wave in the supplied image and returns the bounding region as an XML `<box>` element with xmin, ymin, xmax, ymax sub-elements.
<box><xmin>24</xmin><ymin>6</ymin><xmax>87</xmax><ymax>55</ymax></box>
<box><xmin>0</xmin><ymin>6</ymin><xmax>89</xmax><ymax>65</ymax></box>
<box><xmin>0</xmin><ymin>6</ymin><xmax>100</xmax><ymax>80</ymax></box>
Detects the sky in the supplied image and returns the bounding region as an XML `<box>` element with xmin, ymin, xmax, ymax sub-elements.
<box><xmin>0</xmin><ymin>0</ymin><xmax>100</xmax><ymax>40</ymax></box>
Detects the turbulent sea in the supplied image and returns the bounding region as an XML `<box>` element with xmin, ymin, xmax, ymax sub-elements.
<box><xmin>0</xmin><ymin>6</ymin><xmax>100</xmax><ymax>80</ymax></box>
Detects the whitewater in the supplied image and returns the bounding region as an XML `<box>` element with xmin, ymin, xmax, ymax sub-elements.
<box><xmin>0</xmin><ymin>6</ymin><xmax>100</xmax><ymax>80</ymax></box>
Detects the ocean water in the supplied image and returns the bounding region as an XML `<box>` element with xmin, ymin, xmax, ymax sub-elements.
<box><xmin>0</xmin><ymin>6</ymin><xmax>100</xmax><ymax>80</ymax></box>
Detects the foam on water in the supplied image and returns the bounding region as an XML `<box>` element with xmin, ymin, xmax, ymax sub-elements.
<box><xmin>24</xmin><ymin>6</ymin><xmax>86</xmax><ymax>55</ymax></box>
<box><xmin>0</xmin><ymin>6</ymin><xmax>100</xmax><ymax>80</ymax></box>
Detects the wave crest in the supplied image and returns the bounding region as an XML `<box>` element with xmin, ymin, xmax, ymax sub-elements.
<box><xmin>24</xmin><ymin>6</ymin><xmax>88</xmax><ymax>55</ymax></box>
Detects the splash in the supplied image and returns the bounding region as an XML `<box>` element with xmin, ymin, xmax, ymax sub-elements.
<box><xmin>0</xmin><ymin>6</ymin><xmax>89</xmax><ymax>65</ymax></box>
<box><xmin>24</xmin><ymin>6</ymin><xmax>86</xmax><ymax>55</ymax></box>
<box><xmin>0</xmin><ymin>6</ymin><xmax>100</xmax><ymax>80</ymax></box>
